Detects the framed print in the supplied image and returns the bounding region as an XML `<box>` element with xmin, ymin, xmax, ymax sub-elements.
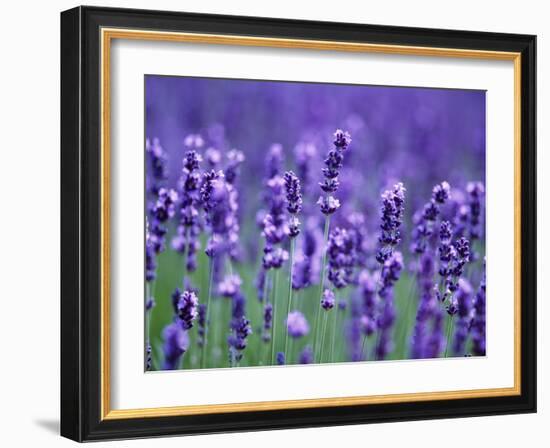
<box><xmin>60</xmin><ymin>6</ymin><xmax>537</xmax><ymax>441</ymax></box>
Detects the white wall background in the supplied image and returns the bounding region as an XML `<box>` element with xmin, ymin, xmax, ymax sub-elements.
<box><xmin>0</xmin><ymin>0</ymin><xmax>546</xmax><ymax>446</ymax></box>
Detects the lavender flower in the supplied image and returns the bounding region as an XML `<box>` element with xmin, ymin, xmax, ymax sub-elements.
<box><xmin>204</xmin><ymin>147</ymin><xmax>222</xmax><ymax>169</ymax></box>
<box><xmin>161</xmin><ymin>322</ymin><xmax>189</xmax><ymax>370</ymax></box>
<box><xmin>358</xmin><ymin>270</ymin><xmax>377</xmax><ymax>336</ymax></box>
<box><xmin>452</xmin><ymin>279</ymin><xmax>474</xmax><ymax>355</ymax></box>
<box><xmin>327</xmin><ymin>227</ymin><xmax>355</xmax><ymax>289</ymax></box>
<box><xmin>471</xmin><ymin>266</ymin><xmax>486</xmax><ymax>356</ymax></box>
<box><xmin>146</xmin><ymin>138</ymin><xmax>168</xmax><ymax>195</ymax></box>
<box><xmin>284</xmin><ymin>171</ymin><xmax>303</xmax><ymax>237</ymax></box>
<box><xmin>286</xmin><ymin>311</ymin><xmax>310</xmax><ymax>338</ymax></box>
<box><xmin>317</xmin><ymin>129</ymin><xmax>351</xmax><ymax>215</ymax></box>
<box><xmin>410</xmin><ymin>181</ymin><xmax>451</xmax><ymax>255</ymax></box>
<box><xmin>172</xmin><ymin>149</ymin><xmax>202</xmax><ymax>272</ymax></box>
<box><xmin>197</xmin><ymin>304</ymin><xmax>206</xmax><ymax>347</ymax></box>
<box><xmin>375</xmin><ymin>252</ymin><xmax>403</xmax><ymax>360</ymax></box>
<box><xmin>225</xmin><ymin>274</ymin><xmax>252</xmax><ymax>365</ymax></box>
<box><xmin>410</xmin><ymin>253</ymin><xmax>437</xmax><ymax>359</ymax></box>
<box><xmin>425</xmin><ymin>308</ymin><xmax>445</xmax><ymax>358</ymax></box>
<box><xmin>376</xmin><ymin>183</ymin><xmax>406</xmax><ymax>264</ymax></box>
<box><xmin>321</xmin><ymin>289</ymin><xmax>335</xmax><ymax>310</ymax></box>
<box><xmin>145</xmin><ymin>342</ymin><xmax>152</xmax><ymax>371</ymax></box>
<box><xmin>276</xmin><ymin>352</ymin><xmax>286</xmax><ymax>365</ymax></box>
<box><xmin>225</xmin><ymin>149</ymin><xmax>245</xmax><ymax>185</ymax></box>
<box><xmin>265</xmin><ymin>143</ymin><xmax>284</xmax><ymax>180</ymax></box>
<box><xmin>218</xmin><ymin>274</ymin><xmax>243</xmax><ymax>298</ymax></box>
<box><xmin>466</xmin><ymin>181</ymin><xmax>485</xmax><ymax>241</ymax></box>
<box><xmin>262</xmin><ymin>303</ymin><xmax>273</xmax><ymax>342</ymax></box>
<box><xmin>294</xmin><ymin>142</ymin><xmax>317</xmax><ymax>196</ymax></box>
<box><xmin>176</xmin><ymin>290</ymin><xmax>199</xmax><ymax>330</ymax></box>
<box><xmin>298</xmin><ymin>346</ymin><xmax>313</xmax><ymax>364</ymax></box>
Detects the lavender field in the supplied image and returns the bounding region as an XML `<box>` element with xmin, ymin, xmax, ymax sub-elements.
<box><xmin>145</xmin><ymin>75</ymin><xmax>486</xmax><ymax>371</ymax></box>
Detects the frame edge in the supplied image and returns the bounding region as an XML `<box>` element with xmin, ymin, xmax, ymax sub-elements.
<box><xmin>60</xmin><ymin>5</ymin><xmax>84</xmax><ymax>442</ymax></box>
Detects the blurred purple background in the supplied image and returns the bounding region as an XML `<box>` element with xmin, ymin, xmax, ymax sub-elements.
<box><xmin>145</xmin><ymin>75</ymin><xmax>485</xmax><ymax>246</ymax></box>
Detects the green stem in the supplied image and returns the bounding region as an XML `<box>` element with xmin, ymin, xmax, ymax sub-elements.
<box><xmin>200</xmin><ymin>261</ymin><xmax>215</xmax><ymax>369</ymax></box>
<box><xmin>312</xmin><ymin>216</ymin><xmax>331</xmax><ymax>363</ymax></box>
<box><xmin>270</xmin><ymin>269</ymin><xmax>280</xmax><ymax>365</ymax></box>
<box><xmin>361</xmin><ymin>334</ymin><xmax>368</xmax><ymax>361</ymax></box>
<box><xmin>330</xmin><ymin>300</ymin><xmax>342</xmax><ymax>362</ymax></box>
<box><xmin>399</xmin><ymin>271</ymin><xmax>418</xmax><ymax>358</ymax></box>
<box><xmin>283</xmin><ymin>238</ymin><xmax>296</xmax><ymax>361</ymax></box>
<box><xmin>444</xmin><ymin>315</ymin><xmax>454</xmax><ymax>358</ymax></box>
<box><xmin>319</xmin><ymin>311</ymin><xmax>329</xmax><ymax>363</ymax></box>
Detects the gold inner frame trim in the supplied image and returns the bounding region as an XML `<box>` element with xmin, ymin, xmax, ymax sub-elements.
<box><xmin>100</xmin><ymin>27</ymin><xmax>522</xmax><ymax>420</ymax></box>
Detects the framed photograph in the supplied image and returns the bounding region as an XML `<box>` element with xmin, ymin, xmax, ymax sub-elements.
<box><xmin>60</xmin><ymin>6</ymin><xmax>536</xmax><ymax>441</ymax></box>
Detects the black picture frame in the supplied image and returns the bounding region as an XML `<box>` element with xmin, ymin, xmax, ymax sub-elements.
<box><xmin>61</xmin><ymin>5</ymin><xmax>536</xmax><ymax>442</ymax></box>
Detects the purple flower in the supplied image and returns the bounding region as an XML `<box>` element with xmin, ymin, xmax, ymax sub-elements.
<box><xmin>294</xmin><ymin>142</ymin><xmax>317</xmax><ymax>195</ymax></box>
<box><xmin>410</xmin><ymin>253</ymin><xmax>437</xmax><ymax>359</ymax></box>
<box><xmin>262</xmin><ymin>246</ymin><xmax>289</xmax><ymax>270</ymax></box>
<box><xmin>276</xmin><ymin>352</ymin><xmax>285</xmax><ymax>365</ymax></box>
<box><xmin>425</xmin><ymin>308</ymin><xmax>445</xmax><ymax>358</ymax></box>
<box><xmin>318</xmin><ymin>129</ymin><xmax>351</xmax><ymax>215</ymax></box>
<box><xmin>218</xmin><ymin>274</ymin><xmax>243</xmax><ymax>298</ymax></box>
<box><xmin>376</xmin><ymin>183</ymin><xmax>406</xmax><ymax>264</ymax></box>
<box><xmin>145</xmin><ymin>342</ymin><xmax>152</xmax><ymax>371</ymax></box>
<box><xmin>432</xmin><ymin>181</ymin><xmax>451</xmax><ymax>204</ymax></box>
<box><xmin>183</xmin><ymin>133</ymin><xmax>205</xmax><ymax>150</ymax></box>
<box><xmin>286</xmin><ymin>311</ymin><xmax>310</xmax><ymax>338</ymax></box>
<box><xmin>161</xmin><ymin>322</ymin><xmax>189</xmax><ymax>370</ymax></box>
<box><xmin>471</xmin><ymin>265</ymin><xmax>486</xmax><ymax>356</ymax></box>
<box><xmin>201</xmin><ymin>172</ymin><xmax>239</xmax><ymax>259</ymax></box>
<box><xmin>262</xmin><ymin>303</ymin><xmax>273</xmax><ymax>342</ymax></box>
<box><xmin>177</xmin><ymin>290</ymin><xmax>199</xmax><ymax>330</ymax></box>
<box><xmin>466</xmin><ymin>181</ymin><xmax>485</xmax><ymax>241</ymax></box>
<box><xmin>375</xmin><ymin>252</ymin><xmax>403</xmax><ymax>360</ymax></box>
<box><xmin>358</xmin><ymin>270</ymin><xmax>377</xmax><ymax>336</ymax></box>
<box><xmin>410</xmin><ymin>182</ymin><xmax>451</xmax><ymax>255</ymax></box>
<box><xmin>317</xmin><ymin>196</ymin><xmax>341</xmax><ymax>215</ymax></box>
<box><xmin>451</xmin><ymin>279</ymin><xmax>474</xmax><ymax>355</ymax></box>
<box><xmin>197</xmin><ymin>304</ymin><xmax>207</xmax><ymax>347</ymax></box>
<box><xmin>321</xmin><ymin>289</ymin><xmax>335</xmax><ymax>310</ymax></box>
<box><xmin>172</xmin><ymin>149</ymin><xmax>202</xmax><ymax>271</ymax></box>
<box><xmin>225</xmin><ymin>274</ymin><xmax>252</xmax><ymax>364</ymax></box>
<box><xmin>333</xmin><ymin>129</ymin><xmax>352</xmax><ymax>149</ymax></box>
<box><xmin>145</xmin><ymin>243</ymin><xmax>156</xmax><ymax>282</ymax></box>
<box><xmin>225</xmin><ymin>149</ymin><xmax>245</xmax><ymax>184</ymax></box>
<box><xmin>145</xmin><ymin>297</ymin><xmax>155</xmax><ymax>311</ymax></box>
<box><xmin>146</xmin><ymin>138</ymin><xmax>168</xmax><ymax>194</ymax></box>
<box><xmin>152</xmin><ymin>188</ymin><xmax>178</xmax><ymax>222</ymax></box>
<box><xmin>327</xmin><ymin>227</ymin><xmax>355</xmax><ymax>289</ymax></box>
<box><xmin>298</xmin><ymin>346</ymin><xmax>313</xmax><ymax>364</ymax></box>
<box><xmin>204</xmin><ymin>147</ymin><xmax>222</xmax><ymax>169</ymax></box>
<box><xmin>284</xmin><ymin>171</ymin><xmax>303</xmax><ymax>237</ymax></box>
<box><xmin>265</xmin><ymin>143</ymin><xmax>284</xmax><ymax>180</ymax></box>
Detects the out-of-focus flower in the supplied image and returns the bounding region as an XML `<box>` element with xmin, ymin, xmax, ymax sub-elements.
<box><xmin>298</xmin><ymin>346</ymin><xmax>313</xmax><ymax>364</ymax></box>
<box><xmin>410</xmin><ymin>253</ymin><xmax>437</xmax><ymax>359</ymax></box>
<box><xmin>286</xmin><ymin>311</ymin><xmax>310</xmax><ymax>338</ymax></box>
<box><xmin>225</xmin><ymin>149</ymin><xmax>245</xmax><ymax>184</ymax></box>
<box><xmin>452</xmin><ymin>279</ymin><xmax>474</xmax><ymax>355</ymax></box>
<box><xmin>375</xmin><ymin>252</ymin><xmax>403</xmax><ymax>360</ymax></box>
<box><xmin>161</xmin><ymin>322</ymin><xmax>189</xmax><ymax>370</ymax></box>
<box><xmin>327</xmin><ymin>227</ymin><xmax>355</xmax><ymax>289</ymax></box>
<box><xmin>471</xmin><ymin>263</ymin><xmax>486</xmax><ymax>356</ymax></box>
<box><xmin>262</xmin><ymin>303</ymin><xmax>273</xmax><ymax>342</ymax></box>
